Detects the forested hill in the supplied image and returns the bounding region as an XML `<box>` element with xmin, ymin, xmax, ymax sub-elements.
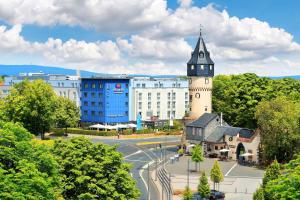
<box><xmin>212</xmin><ymin>73</ymin><xmax>300</xmax><ymax>129</ymax></box>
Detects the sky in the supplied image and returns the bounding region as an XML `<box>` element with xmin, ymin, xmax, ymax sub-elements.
<box><xmin>0</xmin><ymin>0</ymin><xmax>299</xmax><ymax>76</ymax></box>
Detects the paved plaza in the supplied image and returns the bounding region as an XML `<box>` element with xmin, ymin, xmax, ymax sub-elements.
<box><xmin>166</xmin><ymin>155</ymin><xmax>264</xmax><ymax>200</ymax></box>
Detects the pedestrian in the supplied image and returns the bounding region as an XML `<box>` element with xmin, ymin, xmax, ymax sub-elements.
<box><xmin>117</xmin><ymin>132</ymin><xmax>120</xmax><ymax>139</ymax></box>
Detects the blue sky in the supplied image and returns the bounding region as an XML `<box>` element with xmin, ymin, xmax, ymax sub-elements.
<box><xmin>0</xmin><ymin>0</ymin><xmax>299</xmax><ymax>76</ymax></box>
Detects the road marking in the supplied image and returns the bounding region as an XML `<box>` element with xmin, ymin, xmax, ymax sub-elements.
<box><xmin>124</xmin><ymin>150</ymin><xmax>142</xmax><ymax>158</ymax></box>
<box><xmin>125</xmin><ymin>159</ymin><xmax>150</xmax><ymax>162</ymax></box>
<box><xmin>225</xmin><ymin>163</ymin><xmax>238</xmax><ymax>176</ymax></box>
<box><xmin>139</xmin><ymin>160</ymin><xmax>155</xmax><ymax>200</ymax></box>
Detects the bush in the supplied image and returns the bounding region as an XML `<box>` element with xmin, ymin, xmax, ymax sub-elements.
<box><xmin>51</xmin><ymin>128</ymin><xmax>118</xmax><ymax>136</ymax></box>
<box><xmin>136</xmin><ymin>129</ymin><xmax>153</xmax><ymax>134</ymax></box>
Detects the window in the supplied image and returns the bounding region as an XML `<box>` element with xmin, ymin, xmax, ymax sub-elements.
<box><xmin>154</xmin><ymin>83</ymin><xmax>158</xmax><ymax>88</ymax></box>
<box><xmin>185</xmin><ymin>101</ymin><xmax>189</xmax><ymax>109</ymax></box>
<box><xmin>58</xmin><ymin>82</ymin><xmax>61</xmax><ymax>87</ymax></box>
<box><xmin>157</xmin><ymin>111</ymin><xmax>160</xmax><ymax>117</ymax></box>
<box><xmin>210</xmin><ymin>65</ymin><xmax>213</xmax><ymax>70</ymax></box>
<box><xmin>98</xmin><ymin>93</ymin><xmax>103</xmax><ymax>98</ymax></box>
<box><xmin>195</xmin><ymin>93</ymin><xmax>200</xmax><ymax>98</ymax></box>
<box><xmin>168</xmin><ymin>92</ymin><xmax>171</xmax><ymax>100</ymax></box>
<box><xmin>125</xmin><ymin>111</ymin><xmax>128</xmax><ymax>116</ymax></box>
<box><xmin>167</xmin><ymin>111</ymin><xmax>171</xmax><ymax>118</ymax></box>
<box><xmin>138</xmin><ymin>93</ymin><xmax>142</xmax><ymax>101</ymax></box>
<box><xmin>172</xmin><ymin>83</ymin><xmax>176</xmax><ymax>87</ymax></box>
<box><xmin>125</xmin><ymin>93</ymin><xmax>128</xmax><ymax>97</ymax></box>
<box><xmin>199</xmin><ymin>52</ymin><xmax>204</xmax><ymax>58</ymax></box>
<box><xmin>190</xmin><ymin>95</ymin><xmax>193</xmax><ymax>102</ymax></box>
<box><xmin>142</xmin><ymin>83</ymin><xmax>146</xmax><ymax>88</ymax></box>
<box><xmin>99</xmin><ymin>111</ymin><xmax>103</xmax><ymax>116</ymax></box>
<box><xmin>172</xmin><ymin>101</ymin><xmax>176</xmax><ymax>108</ymax></box>
<box><xmin>201</xmin><ymin>65</ymin><xmax>204</xmax><ymax>70</ymax></box>
<box><xmin>157</xmin><ymin>92</ymin><xmax>160</xmax><ymax>100</ymax></box>
<box><xmin>148</xmin><ymin>92</ymin><xmax>151</xmax><ymax>101</ymax></box>
<box><xmin>205</xmin><ymin>78</ymin><xmax>209</xmax><ymax>84</ymax></box>
<box><xmin>159</xmin><ymin>83</ymin><xmax>163</xmax><ymax>88</ymax></box>
<box><xmin>84</xmin><ymin>92</ymin><xmax>87</xmax><ymax>98</ymax></box>
<box><xmin>92</xmin><ymin>83</ymin><xmax>96</xmax><ymax>88</ymax></box>
<box><xmin>71</xmin><ymin>83</ymin><xmax>75</xmax><ymax>87</ymax></box>
<box><xmin>138</xmin><ymin>102</ymin><xmax>142</xmax><ymax>110</ymax></box>
<box><xmin>137</xmin><ymin>83</ymin><xmax>140</xmax><ymax>88</ymax></box>
<box><xmin>84</xmin><ymin>111</ymin><xmax>88</xmax><ymax>116</ymax></box>
<box><xmin>157</xmin><ymin>102</ymin><xmax>160</xmax><ymax>109</ymax></box>
<box><xmin>84</xmin><ymin>101</ymin><xmax>88</xmax><ymax>106</ymax></box>
<box><xmin>73</xmin><ymin>92</ymin><xmax>77</xmax><ymax>100</ymax></box>
<box><xmin>91</xmin><ymin>92</ymin><xmax>95</xmax><ymax>98</ymax></box>
<box><xmin>185</xmin><ymin>92</ymin><xmax>188</xmax><ymax>100</ymax></box>
<box><xmin>99</xmin><ymin>83</ymin><xmax>103</xmax><ymax>88</ymax></box>
<box><xmin>125</xmin><ymin>83</ymin><xmax>129</xmax><ymax>88</ymax></box>
<box><xmin>167</xmin><ymin>101</ymin><xmax>171</xmax><ymax>109</ymax></box>
<box><xmin>63</xmin><ymin>91</ymin><xmax>66</xmax><ymax>97</ymax></box>
<box><xmin>99</xmin><ymin>102</ymin><xmax>103</xmax><ymax>107</ymax></box>
<box><xmin>148</xmin><ymin>102</ymin><xmax>151</xmax><ymax>109</ymax></box>
<box><xmin>59</xmin><ymin>91</ymin><xmax>62</xmax><ymax>96</ymax></box>
<box><xmin>172</xmin><ymin>92</ymin><xmax>176</xmax><ymax>100</ymax></box>
<box><xmin>191</xmin><ymin>65</ymin><xmax>194</xmax><ymax>70</ymax></box>
<box><xmin>205</xmin><ymin>106</ymin><xmax>208</xmax><ymax>112</ymax></box>
<box><xmin>172</xmin><ymin>111</ymin><xmax>175</xmax><ymax>118</ymax></box>
<box><xmin>62</xmin><ymin>83</ymin><xmax>64</xmax><ymax>87</ymax></box>
<box><xmin>125</xmin><ymin>102</ymin><xmax>128</xmax><ymax>107</ymax></box>
<box><xmin>84</xmin><ymin>83</ymin><xmax>88</xmax><ymax>88</ymax></box>
<box><xmin>91</xmin><ymin>102</ymin><xmax>96</xmax><ymax>106</ymax></box>
<box><xmin>91</xmin><ymin>111</ymin><xmax>95</xmax><ymax>116</ymax></box>
<box><xmin>215</xmin><ymin>146</ymin><xmax>219</xmax><ymax>150</ymax></box>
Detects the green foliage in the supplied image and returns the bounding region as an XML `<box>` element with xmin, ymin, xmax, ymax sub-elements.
<box><xmin>178</xmin><ymin>148</ymin><xmax>184</xmax><ymax>155</ymax></box>
<box><xmin>262</xmin><ymin>160</ymin><xmax>280</xmax><ymax>188</ymax></box>
<box><xmin>255</xmin><ymin>97</ymin><xmax>300</xmax><ymax>163</ymax></box>
<box><xmin>213</xmin><ymin>74</ymin><xmax>300</xmax><ymax>129</ymax></box>
<box><xmin>253</xmin><ymin>187</ymin><xmax>265</xmax><ymax>200</ymax></box>
<box><xmin>198</xmin><ymin>172</ymin><xmax>210</xmax><ymax>198</ymax></box>
<box><xmin>264</xmin><ymin>154</ymin><xmax>300</xmax><ymax>199</ymax></box>
<box><xmin>173</xmin><ymin>120</ymin><xmax>183</xmax><ymax>130</ymax></box>
<box><xmin>54</xmin><ymin>96</ymin><xmax>80</xmax><ymax>131</ymax></box>
<box><xmin>52</xmin><ymin>137</ymin><xmax>140</xmax><ymax>200</ymax></box>
<box><xmin>0</xmin><ymin>121</ymin><xmax>61</xmax><ymax>199</ymax></box>
<box><xmin>2</xmin><ymin>79</ymin><xmax>57</xmax><ymax>138</ymax></box>
<box><xmin>183</xmin><ymin>186</ymin><xmax>193</xmax><ymax>200</ymax></box>
<box><xmin>191</xmin><ymin>144</ymin><xmax>204</xmax><ymax>171</ymax></box>
<box><xmin>210</xmin><ymin>160</ymin><xmax>224</xmax><ymax>190</ymax></box>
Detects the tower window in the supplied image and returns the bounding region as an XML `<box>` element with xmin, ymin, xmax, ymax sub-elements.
<box><xmin>191</xmin><ymin>65</ymin><xmax>194</xmax><ymax>70</ymax></box>
<box><xmin>210</xmin><ymin>65</ymin><xmax>213</xmax><ymax>70</ymax></box>
<box><xmin>195</xmin><ymin>93</ymin><xmax>200</xmax><ymax>98</ymax></box>
<box><xmin>205</xmin><ymin>78</ymin><xmax>209</xmax><ymax>84</ymax></box>
<box><xmin>201</xmin><ymin>65</ymin><xmax>204</xmax><ymax>70</ymax></box>
<box><xmin>199</xmin><ymin>52</ymin><xmax>204</xmax><ymax>58</ymax></box>
<box><xmin>189</xmin><ymin>95</ymin><xmax>193</xmax><ymax>102</ymax></box>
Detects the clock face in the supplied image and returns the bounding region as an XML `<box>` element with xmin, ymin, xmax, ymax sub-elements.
<box><xmin>229</xmin><ymin>137</ymin><xmax>233</xmax><ymax>141</ymax></box>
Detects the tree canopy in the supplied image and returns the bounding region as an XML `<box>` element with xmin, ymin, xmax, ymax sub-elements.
<box><xmin>210</xmin><ymin>160</ymin><xmax>223</xmax><ymax>190</ymax></box>
<box><xmin>52</xmin><ymin>137</ymin><xmax>140</xmax><ymax>200</ymax></box>
<box><xmin>213</xmin><ymin>73</ymin><xmax>300</xmax><ymax>129</ymax></box>
<box><xmin>191</xmin><ymin>144</ymin><xmax>204</xmax><ymax>171</ymax></box>
<box><xmin>0</xmin><ymin>121</ymin><xmax>61</xmax><ymax>199</ymax></box>
<box><xmin>255</xmin><ymin>97</ymin><xmax>300</xmax><ymax>163</ymax></box>
<box><xmin>183</xmin><ymin>186</ymin><xmax>193</xmax><ymax>200</ymax></box>
<box><xmin>198</xmin><ymin>172</ymin><xmax>210</xmax><ymax>198</ymax></box>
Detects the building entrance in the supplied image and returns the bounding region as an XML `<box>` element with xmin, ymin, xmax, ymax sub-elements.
<box><xmin>236</xmin><ymin>142</ymin><xmax>245</xmax><ymax>160</ymax></box>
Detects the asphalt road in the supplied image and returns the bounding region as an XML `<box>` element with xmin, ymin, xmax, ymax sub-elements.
<box><xmin>89</xmin><ymin>136</ymin><xmax>181</xmax><ymax>200</ymax></box>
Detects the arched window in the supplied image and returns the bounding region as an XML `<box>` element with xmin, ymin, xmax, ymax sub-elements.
<box><xmin>199</xmin><ymin>51</ymin><xmax>204</xmax><ymax>58</ymax></box>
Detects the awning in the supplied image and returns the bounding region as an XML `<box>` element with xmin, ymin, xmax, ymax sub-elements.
<box><xmin>89</xmin><ymin>124</ymin><xmax>106</xmax><ymax>129</ymax></box>
<box><xmin>240</xmin><ymin>152</ymin><xmax>254</xmax><ymax>157</ymax></box>
<box><xmin>220</xmin><ymin>149</ymin><xmax>230</xmax><ymax>152</ymax></box>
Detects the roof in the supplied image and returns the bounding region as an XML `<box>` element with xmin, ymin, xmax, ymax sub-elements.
<box><xmin>186</xmin><ymin>113</ymin><xmax>218</xmax><ymax>128</ymax></box>
<box><xmin>206</xmin><ymin>126</ymin><xmax>254</xmax><ymax>142</ymax></box>
<box><xmin>187</xmin><ymin>33</ymin><xmax>214</xmax><ymax>65</ymax></box>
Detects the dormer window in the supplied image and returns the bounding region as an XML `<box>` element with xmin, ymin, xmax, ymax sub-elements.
<box><xmin>201</xmin><ymin>65</ymin><xmax>204</xmax><ymax>70</ymax></box>
<box><xmin>199</xmin><ymin>52</ymin><xmax>204</xmax><ymax>58</ymax></box>
<box><xmin>210</xmin><ymin>65</ymin><xmax>213</xmax><ymax>70</ymax></box>
<box><xmin>191</xmin><ymin>65</ymin><xmax>194</xmax><ymax>70</ymax></box>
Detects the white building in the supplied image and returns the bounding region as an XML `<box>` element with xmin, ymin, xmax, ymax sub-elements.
<box><xmin>129</xmin><ymin>76</ymin><xmax>189</xmax><ymax>121</ymax></box>
<box><xmin>0</xmin><ymin>73</ymin><xmax>80</xmax><ymax>106</ymax></box>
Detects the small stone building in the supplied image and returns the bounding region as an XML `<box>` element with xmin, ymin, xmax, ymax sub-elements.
<box><xmin>186</xmin><ymin>113</ymin><xmax>260</xmax><ymax>162</ymax></box>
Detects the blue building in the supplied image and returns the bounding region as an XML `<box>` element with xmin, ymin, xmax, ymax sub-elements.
<box><xmin>80</xmin><ymin>77</ymin><xmax>130</xmax><ymax>124</ymax></box>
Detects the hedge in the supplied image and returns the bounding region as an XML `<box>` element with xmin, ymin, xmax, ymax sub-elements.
<box><xmin>51</xmin><ymin>128</ymin><xmax>118</xmax><ymax>136</ymax></box>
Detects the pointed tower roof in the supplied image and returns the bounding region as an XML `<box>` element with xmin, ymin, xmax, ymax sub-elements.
<box><xmin>187</xmin><ymin>31</ymin><xmax>214</xmax><ymax>65</ymax></box>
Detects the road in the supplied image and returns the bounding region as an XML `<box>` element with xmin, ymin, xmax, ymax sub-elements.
<box><xmin>88</xmin><ymin>136</ymin><xmax>181</xmax><ymax>200</ymax></box>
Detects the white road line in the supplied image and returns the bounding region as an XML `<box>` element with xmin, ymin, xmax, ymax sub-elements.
<box><xmin>125</xmin><ymin>159</ymin><xmax>149</xmax><ymax>162</ymax></box>
<box><xmin>225</xmin><ymin>163</ymin><xmax>238</xmax><ymax>176</ymax></box>
<box><xmin>124</xmin><ymin>150</ymin><xmax>142</xmax><ymax>158</ymax></box>
<box><xmin>139</xmin><ymin>160</ymin><xmax>155</xmax><ymax>200</ymax></box>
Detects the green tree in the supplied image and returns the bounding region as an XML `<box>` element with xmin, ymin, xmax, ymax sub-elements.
<box><xmin>54</xmin><ymin>96</ymin><xmax>80</xmax><ymax>133</ymax></box>
<box><xmin>52</xmin><ymin>137</ymin><xmax>140</xmax><ymax>200</ymax></box>
<box><xmin>253</xmin><ymin>187</ymin><xmax>264</xmax><ymax>200</ymax></box>
<box><xmin>0</xmin><ymin>121</ymin><xmax>61</xmax><ymax>199</ymax></box>
<box><xmin>198</xmin><ymin>172</ymin><xmax>210</xmax><ymax>198</ymax></box>
<box><xmin>183</xmin><ymin>186</ymin><xmax>193</xmax><ymax>200</ymax></box>
<box><xmin>255</xmin><ymin>97</ymin><xmax>300</xmax><ymax>163</ymax></box>
<box><xmin>191</xmin><ymin>144</ymin><xmax>204</xmax><ymax>171</ymax></box>
<box><xmin>262</xmin><ymin>160</ymin><xmax>280</xmax><ymax>188</ymax></box>
<box><xmin>3</xmin><ymin>79</ymin><xmax>57</xmax><ymax>139</ymax></box>
<box><xmin>264</xmin><ymin>154</ymin><xmax>300</xmax><ymax>199</ymax></box>
<box><xmin>210</xmin><ymin>160</ymin><xmax>224</xmax><ymax>191</ymax></box>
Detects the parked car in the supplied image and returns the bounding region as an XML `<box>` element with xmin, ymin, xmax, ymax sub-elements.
<box><xmin>208</xmin><ymin>153</ymin><xmax>218</xmax><ymax>158</ymax></box>
<box><xmin>186</xmin><ymin>144</ymin><xmax>195</xmax><ymax>155</ymax></box>
<box><xmin>209</xmin><ymin>190</ymin><xmax>225</xmax><ymax>200</ymax></box>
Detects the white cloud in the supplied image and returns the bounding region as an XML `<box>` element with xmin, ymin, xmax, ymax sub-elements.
<box><xmin>0</xmin><ymin>3</ymin><xmax>299</xmax><ymax>76</ymax></box>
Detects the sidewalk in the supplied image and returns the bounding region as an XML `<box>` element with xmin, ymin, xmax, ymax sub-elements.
<box><xmin>165</xmin><ymin>155</ymin><xmax>264</xmax><ymax>200</ymax></box>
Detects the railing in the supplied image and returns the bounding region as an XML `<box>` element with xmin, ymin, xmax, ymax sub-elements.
<box><xmin>157</xmin><ymin>164</ymin><xmax>172</xmax><ymax>200</ymax></box>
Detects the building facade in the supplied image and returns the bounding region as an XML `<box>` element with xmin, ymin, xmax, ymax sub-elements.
<box><xmin>129</xmin><ymin>77</ymin><xmax>189</xmax><ymax>122</ymax></box>
<box><xmin>187</xmin><ymin>32</ymin><xmax>214</xmax><ymax>119</ymax></box>
<box><xmin>0</xmin><ymin>73</ymin><xmax>80</xmax><ymax>106</ymax></box>
<box><xmin>80</xmin><ymin>77</ymin><xmax>130</xmax><ymax>124</ymax></box>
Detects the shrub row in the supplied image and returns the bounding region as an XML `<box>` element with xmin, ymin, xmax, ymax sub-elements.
<box><xmin>51</xmin><ymin>128</ymin><xmax>118</xmax><ymax>136</ymax></box>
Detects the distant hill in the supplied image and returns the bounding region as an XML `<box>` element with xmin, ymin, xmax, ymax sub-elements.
<box><xmin>270</xmin><ymin>75</ymin><xmax>300</xmax><ymax>80</ymax></box>
<box><xmin>0</xmin><ymin>65</ymin><xmax>100</xmax><ymax>77</ymax></box>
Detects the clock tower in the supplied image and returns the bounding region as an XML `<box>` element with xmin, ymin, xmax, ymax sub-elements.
<box><xmin>187</xmin><ymin>31</ymin><xmax>214</xmax><ymax>119</ymax></box>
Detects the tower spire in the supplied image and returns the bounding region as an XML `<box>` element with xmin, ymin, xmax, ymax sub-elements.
<box><xmin>199</xmin><ymin>24</ymin><xmax>202</xmax><ymax>37</ymax></box>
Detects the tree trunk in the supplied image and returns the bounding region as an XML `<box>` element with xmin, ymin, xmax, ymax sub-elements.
<box><xmin>195</xmin><ymin>162</ymin><xmax>197</xmax><ymax>171</ymax></box>
<box><xmin>41</xmin><ymin>132</ymin><xmax>45</xmax><ymax>140</ymax></box>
